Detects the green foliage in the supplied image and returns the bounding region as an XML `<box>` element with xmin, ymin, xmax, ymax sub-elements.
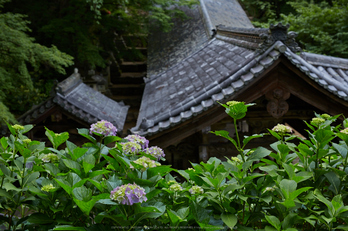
<box><xmin>282</xmin><ymin>0</ymin><xmax>348</xmax><ymax>58</ymax></box>
<box><xmin>0</xmin><ymin>0</ymin><xmax>197</xmax><ymax>121</ymax></box>
<box><xmin>240</xmin><ymin>0</ymin><xmax>348</xmax><ymax>58</ymax></box>
<box><xmin>0</xmin><ymin>0</ymin><xmax>74</xmax><ymax>122</ymax></box>
<box><xmin>2</xmin><ymin>103</ymin><xmax>348</xmax><ymax>230</ymax></box>
<box><xmin>5</xmin><ymin>0</ymin><xmax>197</xmax><ymax>71</ymax></box>
<box><xmin>0</xmin><ymin>102</ymin><xmax>16</xmax><ymax>124</ymax></box>
<box><xmin>239</xmin><ymin>0</ymin><xmax>296</xmax><ymax>27</ymax></box>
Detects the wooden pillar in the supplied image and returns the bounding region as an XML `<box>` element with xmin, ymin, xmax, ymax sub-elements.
<box><xmin>199</xmin><ymin>126</ymin><xmax>211</xmax><ymax>162</ymax></box>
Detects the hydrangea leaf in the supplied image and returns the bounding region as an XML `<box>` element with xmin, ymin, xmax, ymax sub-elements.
<box><xmin>104</xmin><ymin>136</ymin><xmax>121</xmax><ymax>145</ymax></box>
<box><xmin>77</xmin><ymin>128</ymin><xmax>97</xmax><ymax>144</ymax></box>
<box><xmin>83</xmin><ymin>154</ymin><xmax>95</xmax><ymax>174</ymax></box>
<box><xmin>27</xmin><ymin>213</ymin><xmax>54</xmax><ymax>224</ymax></box>
<box><xmin>147</xmin><ymin>166</ymin><xmax>173</xmax><ymax>178</ymax></box>
<box><xmin>332</xmin><ymin>143</ymin><xmax>348</xmax><ymax>159</ymax></box>
<box><xmin>44</xmin><ymin>127</ymin><xmax>69</xmax><ymax>149</ymax></box>
<box><xmin>325</xmin><ymin>171</ymin><xmax>341</xmax><ymax>194</ymax></box>
<box><xmin>243</xmin><ymin>134</ymin><xmax>264</xmax><ymax>147</ymax></box>
<box><xmin>22</xmin><ymin>172</ymin><xmax>40</xmax><ymax>187</ymax></box>
<box><xmin>73</xmin><ymin>193</ymin><xmax>109</xmax><ymax>216</ymax></box>
<box><xmin>54</xmin><ymin>178</ymin><xmax>72</xmax><ymax>195</ymax></box>
<box><xmin>248</xmin><ymin>147</ymin><xmax>272</xmax><ymax>161</ymax></box>
<box><xmin>0</xmin><ymin>137</ymin><xmax>8</xmax><ymax>150</ymax></box>
<box><xmin>265</xmin><ymin>215</ymin><xmax>281</xmax><ymax>231</ymax></box>
<box><xmin>72</xmin><ymin>186</ymin><xmax>92</xmax><ymax>201</ymax></box>
<box><xmin>221</xmin><ymin>213</ymin><xmax>237</xmax><ymax>229</ymax></box>
<box><xmin>62</xmin><ymin>159</ymin><xmax>81</xmax><ymax>175</ymax></box>
<box><xmin>211</xmin><ymin>130</ymin><xmax>238</xmax><ymax>148</ymax></box>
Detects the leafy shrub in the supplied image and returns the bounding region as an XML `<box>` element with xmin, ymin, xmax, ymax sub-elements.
<box><xmin>1</xmin><ymin>102</ymin><xmax>348</xmax><ymax>230</ymax></box>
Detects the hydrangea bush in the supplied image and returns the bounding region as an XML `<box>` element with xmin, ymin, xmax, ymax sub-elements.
<box><xmin>1</xmin><ymin>103</ymin><xmax>348</xmax><ymax>230</ymax></box>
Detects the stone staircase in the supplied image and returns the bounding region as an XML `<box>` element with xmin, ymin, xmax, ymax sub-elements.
<box><xmin>108</xmin><ymin>37</ymin><xmax>147</xmax><ymax>134</ymax></box>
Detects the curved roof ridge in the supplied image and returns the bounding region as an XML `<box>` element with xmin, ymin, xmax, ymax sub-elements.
<box><xmin>200</xmin><ymin>0</ymin><xmax>254</xmax><ymax>29</ymax></box>
<box><xmin>199</xmin><ymin>0</ymin><xmax>215</xmax><ymax>37</ymax></box>
<box><xmin>301</xmin><ymin>52</ymin><xmax>348</xmax><ymax>69</ymax></box>
<box><xmin>284</xmin><ymin>49</ymin><xmax>348</xmax><ymax>94</ymax></box>
<box><xmin>217</xmin><ymin>25</ymin><xmax>268</xmax><ymax>35</ymax></box>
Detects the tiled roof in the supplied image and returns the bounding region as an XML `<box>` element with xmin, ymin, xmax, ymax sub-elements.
<box><xmin>202</xmin><ymin>0</ymin><xmax>253</xmax><ymax>30</ymax></box>
<box><xmin>18</xmin><ymin>72</ymin><xmax>129</xmax><ymax>131</ymax></box>
<box><xmin>147</xmin><ymin>4</ymin><xmax>209</xmax><ymax>76</ymax></box>
<box><xmin>147</xmin><ymin>0</ymin><xmax>253</xmax><ymax>77</ymax></box>
<box><xmin>132</xmin><ymin>22</ymin><xmax>348</xmax><ymax>136</ymax></box>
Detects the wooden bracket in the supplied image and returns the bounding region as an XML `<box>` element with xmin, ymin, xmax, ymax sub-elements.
<box><xmin>266</xmin><ymin>87</ymin><xmax>290</xmax><ymax>119</ymax></box>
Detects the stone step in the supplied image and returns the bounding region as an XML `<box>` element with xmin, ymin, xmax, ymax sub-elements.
<box><xmin>120</xmin><ymin>72</ymin><xmax>146</xmax><ymax>78</ymax></box>
<box><xmin>120</xmin><ymin>61</ymin><xmax>147</xmax><ymax>73</ymax></box>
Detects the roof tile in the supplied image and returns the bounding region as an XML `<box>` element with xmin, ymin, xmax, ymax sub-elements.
<box><xmin>250</xmin><ymin>65</ymin><xmax>264</xmax><ymax>76</ymax></box>
<box><xmin>159</xmin><ymin>121</ymin><xmax>170</xmax><ymax>130</ymax></box>
<box><xmin>241</xmin><ymin>72</ymin><xmax>254</xmax><ymax>83</ymax></box>
<box><xmin>318</xmin><ymin>79</ymin><xmax>328</xmax><ymax>87</ymax></box>
<box><xmin>338</xmin><ymin>91</ymin><xmax>348</xmax><ymax>98</ymax></box>
<box><xmin>201</xmin><ymin>99</ymin><xmax>214</xmax><ymax>109</ymax></box>
<box><xmin>309</xmin><ymin>72</ymin><xmax>319</xmax><ymax>79</ymax></box>
<box><xmin>260</xmin><ymin>56</ymin><xmax>274</xmax><ymax>67</ymax></box>
<box><xmin>191</xmin><ymin>105</ymin><xmax>203</xmax><ymax>115</ymax></box>
<box><xmin>328</xmin><ymin>85</ymin><xmax>337</xmax><ymax>92</ymax></box>
<box><xmin>180</xmin><ymin>111</ymin><xmax>193</xmax><ymax>120</ymax></box>
<box><xmin>269</xmin><ymin>50</ymin><xmax>280</xmax><ymax>59</ymax></box>
<box><xmin>212</xmin><ymin>93</ymin><xmax>224</xmax><ymax>101</ymax></box>
<box><xmin>222</xmin><ymin>86</ymin><xmax>234</xmax><ymax>96</ymax></box>
<box><xmin>170</xmin><ymin>116</ymin><xmax>181</xmax><ymax>125</ymax></box>
<box><xmin>300</xmin><ymin>65</ymin><xmax>310</xmax><ymax>74</ymax></box>
<box><xmin>232</xmin><ymin>79</ymin><xmax>244</xmax><ymax>90</ymax></box>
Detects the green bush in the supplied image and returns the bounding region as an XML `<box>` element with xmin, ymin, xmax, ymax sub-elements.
<box><xmin>1</xmin><ymin>103</ymin><xmax>348</xmax><ymax>230</ymax></box>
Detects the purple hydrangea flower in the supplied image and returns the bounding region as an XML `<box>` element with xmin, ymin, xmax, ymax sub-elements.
<box><xmin>90</xmin><ymin>120</ymin><xmax>117</xmax><ymax>136</ymax></box>
<box><xmin>110</xmin><ymin>183</ymin><xmax>147</xmax><ymax>205</ymax></box>
<box><xmin>145</xmin><ymin>146</ymin><xmax>165</xmax><ymax>160</ymax></box>
<box><xmin>124</xmin><ymin>134</ymin><xmax>149</xmax><ymax>149</ymax></box>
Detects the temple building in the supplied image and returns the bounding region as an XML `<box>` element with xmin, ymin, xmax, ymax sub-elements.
<box><xmin>10</xmin><ymin>0</ymin><xmax>348</xmax><ymax>168</ymax></box>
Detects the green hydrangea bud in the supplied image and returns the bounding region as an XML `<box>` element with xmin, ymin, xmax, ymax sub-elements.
<box><xmin>189</xmin><ymin>185</ymin><xmax>204</xmax><ymax>194</ymax></box>
<box><xmin>167</xmin><ymin>180</ymin><xmax>177</xmax><ymax>185</ymax></box>
<box><xmin>311</xmin><ymin>117</ymin><xmax>325</xmax><ymax>126</ymax></box>
<box><xmin>169</xmin><ymin>183</ymin><xmax>183</xmax><ymax>192</ymax></box>
<box><xmin>272</xmin><ymin>124</ymin><xmax>292</xmax><ymax>134</ymax></box>
<box><xmin>23</xmin><ymin>139</ymin><xmax>31</xmax><ymax>144</ymax></box>
<box><xmin>42</xmin><ymin>153</ymin><xmax>59</xmax><ymax>163</ymax></box>
<box><xmin>41</xmin><ymin>183</ymin><xmax>55</xmax><ymax>192</ymax></box>
<box><xmin>230</xmin><ymin>157</ymin><xmax>242</xmax><ymax>165</ymax></box>
<box><xmin>131</xmin><ymin>156</ymin><xmax>160</xmax><ymax>172</ymax></box>
<box><xmin>341</xmin><ymin>128</ymin><xmax>348</xmax><ymax>135</ymax></box>
<box><xmin>12</xmin><ymin>124</ymin><xmax>24</xmax><ymax>130</ymax></box>
<box><xmin>226</xmin><ymin>101</ymin><xmax>243</xmax><ymax>107</ymax></box>
<box><xmin>321</xmin><ymin>114</ymin><xmax>331</xmax><ymax>120</ymax></box>
<box><xmin>263</xmin><ymin>186</ymin><xmax>276</xmax><ymax>193</ymax></box>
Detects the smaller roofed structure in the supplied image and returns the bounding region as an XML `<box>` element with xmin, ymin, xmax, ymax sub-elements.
<box><xmin>11</xmin><ymin>70</ymin><xmax>129</xmax><ymax>143</ymax></box>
